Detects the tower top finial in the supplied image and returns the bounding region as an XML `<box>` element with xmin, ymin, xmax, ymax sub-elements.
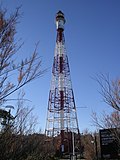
<box><xmin>56</xmin><ymin>10</ymin><xmax>64</xmax><ymax>16</ymax></box>
<box><xmin>56</xmin><ymin>10</ymin><xmax>66</xmax><ymax>30</ymax></box>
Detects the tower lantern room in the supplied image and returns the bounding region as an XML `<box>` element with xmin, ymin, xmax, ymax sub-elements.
<box><xmin>56</xmin><ymin>10</ymin><xmax>66</xmax><ymax>31</ymax></box>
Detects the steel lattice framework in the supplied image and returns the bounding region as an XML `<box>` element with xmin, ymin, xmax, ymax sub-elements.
<box><xmin>45</xmin><ymin>11</ymin><xmax>80</xmax><ymax>153</ymax></box>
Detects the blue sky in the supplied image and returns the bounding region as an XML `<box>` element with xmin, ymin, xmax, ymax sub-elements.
<box><xmin>1</xmin><ymin>0</ymin><xmax>120</xmax><ymax>133</ymax></box>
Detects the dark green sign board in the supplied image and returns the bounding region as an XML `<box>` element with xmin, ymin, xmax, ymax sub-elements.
<box><xmin>100</xmin><ymin>129</ymin><xmax>120</xmax><ymax>159</ymax></box>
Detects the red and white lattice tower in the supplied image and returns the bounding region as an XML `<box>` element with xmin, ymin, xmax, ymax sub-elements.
<box><xmin>45</xmin><ymin>11</ymin><xmax>80</xmax><ymax>153</ymax></box>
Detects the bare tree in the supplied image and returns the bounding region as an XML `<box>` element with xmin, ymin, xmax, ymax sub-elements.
<box><xmin>0</xmin><ymin>90</ymin><xmax>55</xmax><ymax>160</ymax></box>
<box><xmin>92</xmin><ymin>111</ymin><xmax>120</xmax><ymax>129</ymax></box>
<box><xmin>10</xmin><ymin>91</ymin><xmax>37</xmax><ymax>135</ymax></box>
<box><xmin>95</xmin><ymin>74</ymin><xmax>120</xmax><ymax>111</ymax></box>
<box><xmin>81</xmin><ymin>129</ymin><xmax>97</xmax><ymax>160</ymax></box>
<box><xmin>92</xmin><ymin>74</ymin><xmax>120</xmax><ymax>158</ymax></box>
<box><xmin>0</xmin><ymin>129</ymin><xmax>55</xmax><ymax>160</ymax></box>
<box><xmin>0</xmin><ymin>7</ymin><xmax>45</xmax><ymax>105</ymax></box>
<box><xmin>0</xmin><ymin>6</ymin><xmax>55</xmax><ymax>160</ymax></box>
<box><xmin>92</xmin><ymin>110</ymin><xmax>120</xmax><ymax>150</ymax></box>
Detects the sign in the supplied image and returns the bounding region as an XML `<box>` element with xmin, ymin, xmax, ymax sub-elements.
<box><xmin>100</xmin><ymin>129</ymin><xmax>120</xmax><ymax>159</ymax></box>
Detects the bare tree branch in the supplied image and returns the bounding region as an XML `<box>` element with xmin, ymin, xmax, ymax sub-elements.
<box><xmin>0</xmin><ymin>7</ymin><xmax>46</xmax><ymax>104</ymax></box>
<box><xmin>95</xmin><ymin>74</ymin><xmax>120</xmax><ymax>111</ymax></box>
<box><xmin>92</xmin><ymin>111</ymin><xmax>120</xmax><ymax>148</ymax></box>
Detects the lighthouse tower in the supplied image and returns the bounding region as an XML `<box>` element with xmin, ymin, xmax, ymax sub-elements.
<box><xmin>45</xmin><ymin>11</ymin><xmax>80</xmax><ymax>155</ymax></box>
